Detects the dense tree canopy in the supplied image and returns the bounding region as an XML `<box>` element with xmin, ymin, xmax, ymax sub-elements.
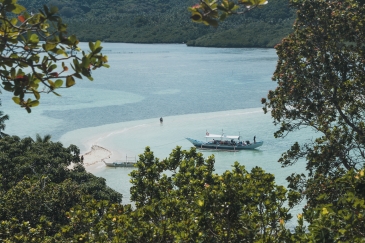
<box><xmin>262</xmin><ymin>0</ymin><xmax>365</xmax><ymax>206</ymax></box>
<box><xmin>1</xmin><ymin>142</ymin><xmax>365</xmax><ymax>242</ymax></box>
<box><xmin>260</xmin><ymin>0</ymin><xmax>365</xmax><ymax>240</ymax></box>
<box><xmin>47</xmin><ymin>147</ymin><xmax>300</xmax><ymax>242</ymax></box>
<box><xmin>0</xmin><ymin>0</ymin><xmax>108</xmax><ymax>112</ymax></box>
<box><xmin>17</xmin><ymin>0</ymin><xmax>295</xmax><ymax>48</ymax></box>
<box><xmin>0</xmin><ymin>136</ymin><xmax>122</xmax><ymax>240</ymax></box>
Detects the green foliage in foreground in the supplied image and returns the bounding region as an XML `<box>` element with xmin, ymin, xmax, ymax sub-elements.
<box><xmin>262</xmin><ymin>0</ymin><xmax>365</xmax><ymax>219</ymax></box>
<box><xmin>0</xmin><ymin>136</ymin><xmax>122</xmax><ymax>240</ymax></box>
<box><xmin>128</xmin><ymin>147</ymin><xmax>296</xmax><ymax>242</ymax></box>
<box><xmin>0</xmin><ymin>0</ymin><xmax>108</xmax><ymax>112</ymax></box>
<box><xmin>1</xmin><ymin>145</ymin><xmax>365</xmax><ymax>242</ymax></box>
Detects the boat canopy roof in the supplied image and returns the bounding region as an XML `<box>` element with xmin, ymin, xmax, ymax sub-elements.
<box><xmin>205</xmin><ymin>133</ymin><xmax>240</xmax><ymax>140</ymax></box>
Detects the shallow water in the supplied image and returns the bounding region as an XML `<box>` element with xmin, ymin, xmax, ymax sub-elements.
<box><xmin>2</xmin><ymin>43</ymin><xmax>312</xmax><ymax>226</ymax></box>
<box><xmin>2</xmin><ymin>43</ymin><xmax>279</xmax><ymax>140</ymax></box>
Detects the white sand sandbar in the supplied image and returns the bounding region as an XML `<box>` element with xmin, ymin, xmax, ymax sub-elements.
<box><xmin>68</xmin><ymin>145</ymin><xmax>113</xmax><ymax>172</ymax></box>
<box><xmin>82</xmin><ymin>145</ymin><xmax>112</xmax><ymax>166</ymax></box>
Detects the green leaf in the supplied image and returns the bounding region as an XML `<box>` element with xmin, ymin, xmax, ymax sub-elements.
<box><xmin>47</xmin><ymin>64</ymin><xmax>57</xmax><ymax>72</ymax></box>
<box><xmin>44</xmin><ymin>43</ymin><xmax>57</xmax><ymax>51</ymax></box>
<box><xmin>240</xmin><ymin>0</ymin><xmax>268</xmax><ymax>6</ymax></box>
<box><xmin>94</xmin><ymin>40</ymin><xmax>101</xmax><ymax>49</ymax></box>
<box><xmin>48</xmin><ymin>79</ymin><xmax>55</xmax><ymax>88</ymax></box>
<box><xmin>217</xmin><ymin>5</ymin><xmax>227</xmax><ymax>11</ymax></box>
<box><xmin>205</xmin><ymin>18</ymin><xmax>218</xmax><ymax>27</ymax></box>
<box><xmin>68</xmin><ymin>35</ymin><xmax>77</xmax><ymax>44</ymax></box>
<box><xmin>29</xmin><ymin>100</ymin><xmax>39</xmax><ymax>107</ymax></box>
<box><xmin>58</xmin><ymin>23</ymin><xmax>67</xmax><ymax>32</ymax></box>
<box><xmin>29</xmin><ymin>34</ymin><xmax>39</xmax><ymax>44</ymax></box>
<box><xmin>73</xmin><ymin>73</ymin><xmax>82</xmax><ymax>79</ymax></box>
<box><xmin>66</xmin><ymin>76</ymin><xmax>75</xmax><ymax>87</ymax></box>
<box><xmin>93</xmin><ymin>47</ymin><xmax>103</xmax><ymax>54</ymax></box>
<box><xmin>220</xmin><ymin>12</ymin><xmax>227</xmax><ymax>21</ymax></box>
<box><xmin>12</xmin><ymin>97</ymin><xmax>21</xmax><ymax>104</ymax></box>
<box><xmin>32</xmin><ymin>89</ymin><xmax>40</xmax><ymax>100</ymax></box>
<box><xmin>54</xmin><ymin>79</ymin><xmax>63</xmax><ymax>88</ymax></box>
<box><xmin>11</xmin><ymin>4</ymin><xmax>26</xmax><ymax>14</ymax></box>
<box><xmin>4</xmin><ymin>83</ymin><xmax>13</xmax><ymax>92</ymax></box>
<box><xmin>56</xmin><ymin>48</ymin><xmax>67</xmax><ymax>56</ymax></box>
<box><xmin>231</xmin><ymin>5</ymin><xmax>239</xmax><ymax>11</ymax></box>
<box><xmin>50</xmin><ymin>6</ymin><xmax>58</xmax><ymax>14</ymax></box>
<box><xmin>224</xmin><ymin>0</ymin><xmax>230</xmax><ymax>8</ymax></box>
<box><xmin>339</xmin><ymin>229</ymin><xmax>346</xmax><ymax>234</ymax></box>
<box><xmin>73</xmin><ymin>59</ymin><xmax>81</xmax><ymax>72</ymax></box>
<box><xmin>11</xmin><ymin>18</ymin><xmax>18</xmax><ymax>26</ymax></box>
<box><xmin>229</xmin><ymin>2</ymin><xmax>235</xmax><ymax>10</ymax></box>
<box><xmin>82</xmin><ymin>56</ymin><xmax>90</xmax><ymax>68</ymax></box>
<box><xmin>257</xmin><ymin>0</ymin><xmax>268</xmax><ymax>5</ymax></box>
<box><xmin>29</xmin><ymin>54</ymin><xmax>40</xmax><ymax>63</ymax></box>
<box><xmin>10</xmin><ymin>68</ymin><xmax>16</xmax><ymax>78</ymax></box>
<box><xmin>89</xmin><ymin>42</ymin><xmax>95</xmax><ymax>52</ymax></box>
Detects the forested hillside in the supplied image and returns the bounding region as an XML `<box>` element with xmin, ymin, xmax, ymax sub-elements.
<box><xmin>18</xmin><ymin>0</ymin><xmax>295</xmax><ymax>47</ymax></box>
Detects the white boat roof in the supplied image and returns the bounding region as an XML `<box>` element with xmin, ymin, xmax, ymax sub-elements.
<box><xmin>205</xmin><ymin>133</ymin><xmax>240</xmax><ymax>139</ymax></box>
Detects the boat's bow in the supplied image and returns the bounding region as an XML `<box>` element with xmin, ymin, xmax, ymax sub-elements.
<box><xmin>186</xmin><ymin>137</ymin><xmax>204</xmax><ymax>146</ymax></box>
<box><xmin>247</xmin><ymin>141</ymin><xmax>263</xmax><ymax>149</ymax></box>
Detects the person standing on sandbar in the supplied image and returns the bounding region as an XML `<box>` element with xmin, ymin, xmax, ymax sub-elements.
<box><xmin>160</xmin><ymin>117</ymin><xmax>163</xmax><ymax>124</ymax></box>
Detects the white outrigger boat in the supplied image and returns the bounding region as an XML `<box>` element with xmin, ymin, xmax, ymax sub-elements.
<box><xmin>186</xmin><ymin>131</ymin><xmax>263</xmax><ymax>151</ymax></box>
<box><xmin>103</xmin><ymin>155</ymin><xmax>137</xmax><ymax>167</ymax></box>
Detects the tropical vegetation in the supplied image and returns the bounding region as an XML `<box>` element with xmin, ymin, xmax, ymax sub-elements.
<box><xmin>1</xmin><ymin>0</ymin><xmax>365</xmax><ymax>242</ymax></box>
<box><xmin>0</xmin><ymin>135</ymin><xmax>122</xmax><ymax>241</ymax></box>
<box><xmin>17</xmin><ymin>0</ymin><xmax>296</xmax><ymax>48</ymax></box>
<box><xmin>35</xmin><ymin>133</ymin><xmax>52</xmax><ymax>143</ymax></box>
<box><xmin>0</xmin><ymin>102</ymin><xmax>9</xmax><ymax>138</ymax></box>
<box><xmin>0</xmin><ymin>0</ymin><xmax>109</xmax><ymax>112</ymax></box>
<box><xmin>263</xmin><ymin>0</ymin><xmax>365</xmax><ymax>240</ymax></box>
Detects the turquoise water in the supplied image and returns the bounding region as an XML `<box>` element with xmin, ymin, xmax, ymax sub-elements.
<box><xmin>2</xmin><ymin>43</ymin><xmax>312</xmax><ymax>225</ymax></box>
<box><xmin>2</xmin><ymin>43</ymin><xmax>279</xmax><ymax>139</ymax></box>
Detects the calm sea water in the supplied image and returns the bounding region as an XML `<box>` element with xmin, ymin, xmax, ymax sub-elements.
<box><xmin>2</xmin><ymin>43</ymin><xmax>312</xmax><ymax>225</ymax></box>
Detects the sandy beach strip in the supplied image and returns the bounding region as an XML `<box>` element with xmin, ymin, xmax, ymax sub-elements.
<box><xmin>83</xmin><ymin>145</ymin><xmax>112</xmax><ymax>166</ymax></box>
<box><xmin>68</xmin><ymin>145</ymin><xmax>113</xmax><ymax>172</ymax></box>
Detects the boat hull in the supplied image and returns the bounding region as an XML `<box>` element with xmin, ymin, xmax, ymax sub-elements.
<box><xmin>186</xmin><ymin>138</ymin><xmax>263</xmax><ymax>150</ymax></box>
<box><xmin>103</xmin><ymin>161</ymin><xmax>136</xmax><ymax>167</ymax></box>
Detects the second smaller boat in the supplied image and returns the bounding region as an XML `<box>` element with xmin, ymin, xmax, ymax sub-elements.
<box><xmin>103</xmin><ymin>155</ymin><xmax>137</xmax><ymax>167</ymax></box>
